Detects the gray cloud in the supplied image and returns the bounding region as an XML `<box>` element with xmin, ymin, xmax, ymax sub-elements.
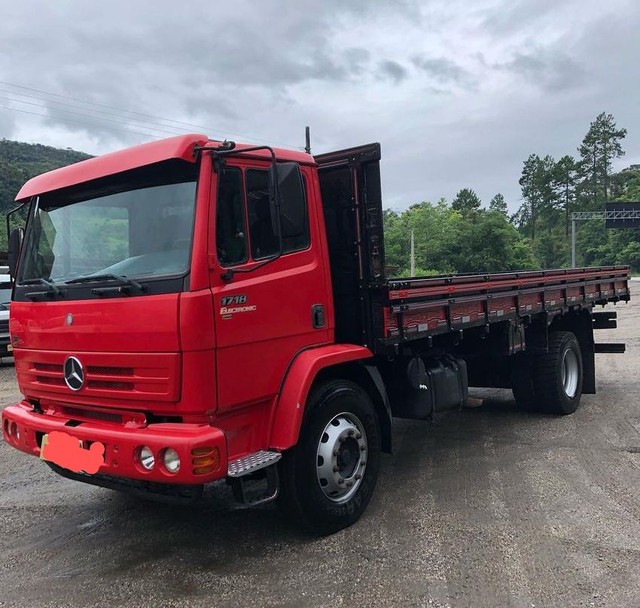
<box><xmin>378</xmin><ymin>60</ymin><xmax>408</xmax><ymax>84</ymax></box>
<box><xmin>344</xmin><ymin>48</ymin><xmax>372</xmax><ymax>76</ymax></box>
<box><xmin>0</xmin><ymin>0</ymin><xmax>638</xmax><ymax>212</ymax></box>
<box><xmin>499</xmin><ymin>50</ymin><xmax>586</xmax><ymax>93</ymax></box>
<box><xmin>411</xmin><ymin>55</ymin><xmax>474</xmax><ymax>88</ymax></box>
<box><xmin>479</xmin><ymin>0</ymin><xmax>563</xmax><ymax>35</ymax></box>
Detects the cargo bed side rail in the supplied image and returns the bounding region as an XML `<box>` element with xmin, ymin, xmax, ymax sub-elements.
<box><xmin>382</xmin><ymin>266</ymin><xmax>630</xmax><ymax>347</ymax></box>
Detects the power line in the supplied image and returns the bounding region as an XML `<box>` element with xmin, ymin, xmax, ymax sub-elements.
<box><xmin>0</xmin><ymin>105</ymin><xmax>165</xmax><ymax>141</ymax></box>
<box><xmin>0</xmin><ymin>79</ymin><xmax>219</xmax><ymax>132</ymax></box>
<box><xmin>0</xmin><ymin>87</ymin><xmax>189</xmax><ymax>136</ymax></box>
<box><xmin>0</xmin><ymin>79</ymin><xmax>304</xmax><ymax>149</ymax></box>
<box><xmin>0</xmin><ymin>94</ymin><xmax>190</xmax><ymax>138</ymax></box>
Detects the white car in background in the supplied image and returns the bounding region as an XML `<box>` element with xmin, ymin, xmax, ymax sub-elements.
<box><xmin>0</xmin><ymin>268</ymin><xmax>12</xmax><ymax>358</ymax></box>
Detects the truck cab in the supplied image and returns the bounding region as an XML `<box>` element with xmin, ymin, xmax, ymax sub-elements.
<box><xmin>2</xmin><ymin>134</ymin><xmax>380</xmax><ymax>518</ymax></box>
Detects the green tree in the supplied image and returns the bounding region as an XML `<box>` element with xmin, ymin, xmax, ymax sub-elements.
<box><xmin>577</xmin><ymin>112</ymin><xmax>627</xmax><ymax>204</ymax></box>
<box><xmin>384</xmin><ymin>199</ymin><xmax>538</xmax><ymax>275</ymax></box>
<box><xmin>517</xmin><ymin>154</ymin><xmax>557</xmax><ymax>240</ymax></box>
<box><xmin>610</xmin><ymin>165</ymin><xmax>640</xmax><ymax>201</ymax></box>
<box><xmin>488</xmin><ymin>193</ymin><xmax>508</xmax><ymax>217</ymax></box>
<box><xmin>451</xmin><ymin>188</ymin><xmax>481</xmax><ymax>216</ymax></box>
<box><xmin>404</xmin><ymin>199</ymin><xmax>458</xmax><ymax>274</ymax></box>
<box><xmin>552</xmin><ymin>155</ymin><xmax>578</xmax><ymax>236</ymax></box>
<box><xmin>449</xmin><ymin>210</ymin><xmax>538</xmax><ymax>272</ymax></box>
<box><xmin>0</xmin><ymin>139</ymin><xmax>91</xmax><ymax>249</ymax></box>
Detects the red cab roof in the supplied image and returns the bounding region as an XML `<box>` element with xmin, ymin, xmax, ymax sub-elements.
<box><xmin>16</xmin><ymin>134</ymin><xmax>208</xmax><ymax>200</ymax></box>
<box><xmin>16</xmin><ymin>134</ymin><xmax>314</xmax><ymax>200</ymax></box>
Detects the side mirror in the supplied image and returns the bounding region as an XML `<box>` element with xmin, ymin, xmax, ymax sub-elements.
<box><xmin>8</xmin><ymin>227</ymin><xmax>23</xmax><ymax>279</ymax></box>
<box><xmin>270</xmin><ymin>162</ymin><xmax>305</xmax><ymax>239</ymax></box>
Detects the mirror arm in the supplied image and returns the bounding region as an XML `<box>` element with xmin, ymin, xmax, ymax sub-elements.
<box><xmin>6</xmin><ymin>200</ymin><xmax>29</xmax><ymax>246</ymax></box>
<box><xmin>210</xmin><ymin>144</ymin><xmax>285</xmax><ymax>282</ymax></box>
<box><xmin>7</xmin><ymin>199</ymin><xmax>30</xmax><ymax>281</ymax></box>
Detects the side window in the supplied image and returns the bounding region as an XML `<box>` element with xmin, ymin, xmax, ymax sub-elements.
<box><xmin>247</xmin><ymin>168</ymin><xmax>310</xmax><ymax>260</ymax></box>
<box><xmin>216</xmin><ymin>168</ymin><xmax>248</xmax><ymax>267</ymax></box>
<box><xmin>247</xmin><ymin>170</ymin><xmax>278</xmax><ymax>259</ymax></box>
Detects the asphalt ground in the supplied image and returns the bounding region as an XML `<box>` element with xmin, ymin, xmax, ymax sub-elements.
<box><xmin>1</xmin><ymin>284</ymin><xmax>639</xmax><ymax>608</ymax></box>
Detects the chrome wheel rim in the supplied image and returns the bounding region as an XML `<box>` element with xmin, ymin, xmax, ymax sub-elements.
<box><xmin>316</xmin><ymin>412</ymin><xmax>367</xmax><ymax>503</ymax></box>
<box><xmin>562</xmin><ymin>348</ymin><xmax>579</xmax><ymax>398</ymax></box>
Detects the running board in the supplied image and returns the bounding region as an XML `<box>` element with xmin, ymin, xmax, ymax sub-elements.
<box><xmin>227</xmin><ymin>450</ymin><xmax>282</xmax><ymax>478</ymax></box>
<box><xmin>594</xmin><ymin>343</ymin><xmax>626</xmax><ymax>353</ymax></box>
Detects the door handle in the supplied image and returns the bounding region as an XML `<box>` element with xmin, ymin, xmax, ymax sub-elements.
<box><xmin>312</xmin><ymin>304</ymin><xmax>326</xmax><ymax>329</ymax></box>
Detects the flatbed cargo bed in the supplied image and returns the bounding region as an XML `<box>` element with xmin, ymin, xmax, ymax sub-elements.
<box><xmin>380</xmin><ymin>265</ymin><xmax>630</xmax><ymax>347</ymax></box>
<box><xmin>314</xmin><ymin>144</ymin><xmax>631</xmax><ymax>356</ymax></box>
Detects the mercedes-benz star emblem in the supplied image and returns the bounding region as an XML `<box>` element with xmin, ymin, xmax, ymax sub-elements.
<box><xmin>63</xmin><ymin>356</ymin><xmax>85</xmax><ymax>391</ymax></box>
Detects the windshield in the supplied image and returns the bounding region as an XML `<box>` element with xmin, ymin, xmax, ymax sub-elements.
<box><xmin>18</xmin><ymin>175</ymin><xmax>197</xmax><ymax>285</ymax></box>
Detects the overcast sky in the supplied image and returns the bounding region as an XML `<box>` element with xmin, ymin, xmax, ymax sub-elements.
<box><xmin>1</xmin><ymin>0</ymin><xmax>639</xmax><ymax>211</ymax></box>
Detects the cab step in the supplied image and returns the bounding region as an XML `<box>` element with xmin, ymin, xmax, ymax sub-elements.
<box><xmin>227</xmin><ymin>450</ymin><xmax>282</xmax><ymax>477</ymax></box>
<box><xmin>227</xmin><ymin>450</ymin><xmax>282</xmax><ymax>507</ymax></box>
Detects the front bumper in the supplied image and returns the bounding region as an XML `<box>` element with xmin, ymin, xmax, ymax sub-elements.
<box><xmin>2</xmin><ymin>401</ymin><xmax>228</xmax><ymax>485</ymax></box>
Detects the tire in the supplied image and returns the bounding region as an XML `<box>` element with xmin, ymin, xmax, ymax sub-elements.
<box><xmin>277</xmin><ymin>379</ymin><xmax>381</xmax><ymax>535</ymax></box>
<box><xmin>534</xmin><ymin>330</ymin><xmax>583</xmax><ymax>415</ymax></box>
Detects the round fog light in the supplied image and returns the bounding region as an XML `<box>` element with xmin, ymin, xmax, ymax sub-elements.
<box><xmin>139</xmin><ymin>446</ymin><xmax>155</xmax><ymax>471</ymax></box>
<box><xmin>163</xmin><ymin>448</ymin><xmax>180</xmax><ymax>473</ymax></box>
<box><xmin>10</xmin><ymin>422</ymin><xmax>19</xmax><ymax>441</ymax></box>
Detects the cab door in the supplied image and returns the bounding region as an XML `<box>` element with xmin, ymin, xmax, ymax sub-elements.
<box><xmin>210</xmin><ymin>159</ymin><xmax>331</xmax><ymax>413</ymax></box>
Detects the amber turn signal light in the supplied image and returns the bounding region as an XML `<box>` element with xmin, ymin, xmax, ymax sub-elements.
<box><xmin>191</xmin><ymin>446</ymin><xmax>220</xmax><ymax>475</ymax></box>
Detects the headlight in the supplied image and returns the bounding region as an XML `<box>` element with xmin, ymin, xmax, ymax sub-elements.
<box><xmin>139</xmin><ymin>446</ymin><xmax>155</xmax><ymax>470</ymax></box>
<box><xmin>162</xmin><ymin>448</ymin><xmax>180</xmax><ymax>473</ymax></box>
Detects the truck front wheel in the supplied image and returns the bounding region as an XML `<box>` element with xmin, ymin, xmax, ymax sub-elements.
<box><xmin>277</xmin><ymin>379</ymin><xmax>381</xmax><ymax>535</ymax></box>
<box><xmin>534</xmin><ymin>330</ymin><xmax>583</xmax><ymax>415</ymax></box>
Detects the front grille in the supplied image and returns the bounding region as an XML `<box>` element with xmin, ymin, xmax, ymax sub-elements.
<box><xmin>87</xmin><ymin>366</ymin><xmax>134</xmax><ymax>376</ymax></box>
<box><xmin>36</xmin><ymin>376</ymin><xmax>66</xmax><ymax>386</ymax></box>
<box><xmin>35</xmin><ymin>363</ymin><xmax>62</xmax><ymax>373</ymax></box>
<box><xmin>88</xmin><ymin>380</ymin><xmax>135</xmax><ymax>391</ymax></box>
<box><xmin>0</xmin><ymin>320</ymin><xmax>9</xmax><ymax>333</ymax></box>
<box><xmin>18</xmin><ymin>351</ymin><xmax>180</xmax><ymax>402</ymax></box>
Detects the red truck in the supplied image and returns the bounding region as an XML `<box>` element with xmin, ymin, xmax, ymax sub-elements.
<box><xmin>1</xmin><ymin>135</ymin><xmax>630</xmax><ymax>534</ymax></box>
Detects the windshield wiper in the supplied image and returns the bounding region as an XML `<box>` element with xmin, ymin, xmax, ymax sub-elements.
<box><xmin>65</xmin><ymin>273</ymin><xmax>144</xmax><ymax>291</ymax></box>
<box><xmin>21</xmin><ymin>278</ymin><xmax>62</xmax><ymax>298</ymax></box>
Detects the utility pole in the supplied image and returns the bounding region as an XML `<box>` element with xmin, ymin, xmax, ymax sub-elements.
<box><xmin>571</xmin><ymin>218</ymin><xmax>576</xmax><ymax>268</ymax></box>
<box><xmin>410</xmin><ymin>229</ymin><xmax>415</xmax><ymax>276</ymax></box>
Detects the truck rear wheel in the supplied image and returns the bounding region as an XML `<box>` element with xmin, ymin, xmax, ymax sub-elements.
<box><xmin>277</xmin><ymin>379</ymin><xmax>381</xmax><ymax>535</ymax></box>
<box><xmin>534</xmin><ymin>330</ymin><xmax>583</xmax><ymax>415</ymax></box>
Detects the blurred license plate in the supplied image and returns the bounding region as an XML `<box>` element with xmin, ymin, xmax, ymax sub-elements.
<box><xmin>39</xmin><ymin>432</ymin><xmax>104</xmax><ymax>474</ymax></box>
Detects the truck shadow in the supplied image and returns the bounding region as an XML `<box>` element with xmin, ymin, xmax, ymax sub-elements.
<box><xmin>381</xmin><ymin>389</ymin><xmax>552</xmax><ymax>484</ymax></box>
<box><xmin>95</xmin><ymin>487</ymin><xmax>312</xmax><ymax>575</ymax></box>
